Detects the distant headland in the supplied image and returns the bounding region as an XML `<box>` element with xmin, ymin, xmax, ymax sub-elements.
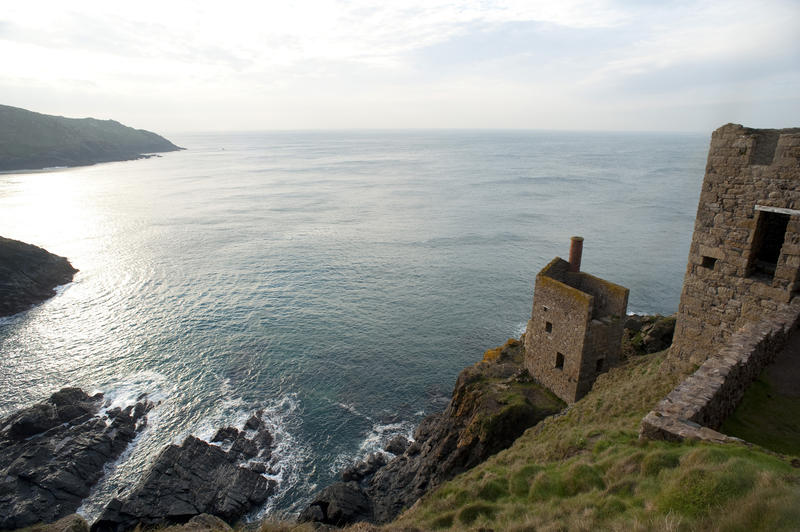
<box><xmin>0</xmin><ymin>104</ymin><xmax>182</xmax><ymax>172</ymax></box>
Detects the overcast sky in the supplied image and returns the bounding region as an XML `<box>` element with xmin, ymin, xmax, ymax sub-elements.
<box><xmin>2</xmin><ymin>0</ymin><xmax>799</xmax><ymax>133</ymax></box>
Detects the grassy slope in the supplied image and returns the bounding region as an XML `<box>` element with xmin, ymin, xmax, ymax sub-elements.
<box><xmin>389</xmin><ymin>352</ymin><xmax>800</xmax><ymax>532</ymax></box>
<box><xmin>0</xmin><ymin>104</ymin><xmax>180</xmax><ymax>170</ymax></box>
<box><xmin>721</xmin><ymin>374</ymin><xmax>800</xmax><ymax>457</ymax></box>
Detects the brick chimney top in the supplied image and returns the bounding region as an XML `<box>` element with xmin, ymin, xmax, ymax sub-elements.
<box><xmin>569</xmin><ymin>236</ymin><xmax>584</xmax><ymax>272</ymax></box>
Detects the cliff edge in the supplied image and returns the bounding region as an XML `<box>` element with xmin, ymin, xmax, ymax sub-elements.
<box><xmin>299</xmin><ymin>338</ymin><xmax>565</xmax><ymax>527</ymax></box>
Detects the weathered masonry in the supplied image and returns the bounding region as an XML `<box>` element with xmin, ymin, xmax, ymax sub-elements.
<box><xmin>524</xmin><ymin>237</ymin><xmax>629</xmax><ymax>403</ymax></box>
<box><xmin>642</xmin><ymin>124</ymin><xmax>800</xmax><ymax>444</ymax></box>
<box><xmin>671</xmin><ymin>124</ymin><xmax>800</xmax><ymax>367</ymax></box>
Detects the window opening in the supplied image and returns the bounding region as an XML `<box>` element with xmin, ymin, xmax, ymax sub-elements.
<box><xmin>555</xmin><ymin>352</ymin><xmax>564</xmax><ymax>370</ymax></box>
<box><xmin>748</xmin><ymin>211</ymin><xmax>789</xmax><ymax>279</ymax></box>
<box><xmin>545</xmin><ymin>321</ymin><xmax>553</xmax><ymax>333</ymax></box>
<box><xmin>701</xmin><ymin>256</ymin><xmax>717</xmax><ymax>269</ymax></box>
<box><xmin>596</xmin><ymin>358</ymin><xmax>605</xmax><ymax>372</ymax></box>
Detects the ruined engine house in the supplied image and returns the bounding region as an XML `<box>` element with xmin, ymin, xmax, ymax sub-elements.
<box><xmin>524</xmin><ymin>237</ymin><xmax>629</xmax><ymax>403</ymax></box>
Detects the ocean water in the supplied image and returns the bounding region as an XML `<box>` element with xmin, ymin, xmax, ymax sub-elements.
<box><xmin>0</xmin><ymin>130</ymin><xmax>707</xmax><ymax>518</ymax></box>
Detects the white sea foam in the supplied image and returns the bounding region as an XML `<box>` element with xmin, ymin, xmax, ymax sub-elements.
<box><xmin>94</xmin><ymin>370</ymin><xmax>173</xmax><ymax>417</ymax></box>
<box><xmin>77</xmin><ymin>372</ymin><xmax>172</xmax><ymax>520</ymax></box>
<box><xmin>249</xmin><ymin>394</ymin><xmax>312</xmax><ymax>519</ymax></box>
<box><xmin>54</xmin><ymin>282</ymin><xmax>75</xmax><ymax>295</ymax></box>
<box><xmin>328</xmin><ymin>415</ymin><xmax>417</xmax><ymax>477</ymax></box>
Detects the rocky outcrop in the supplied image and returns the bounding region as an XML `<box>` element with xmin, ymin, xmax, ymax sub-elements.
<box><xmin>92</xmin><ymin>415</ymin><xmax>276</xmax><ymax>532</ymax></box>
<box><xmin>0</xmin><ymin>388</ymin><xmax>153</xmax><ymax>530</ymax></box>
<box><xmin>0</xmin><ymin>236</ymin><xmax>78</xmax><ymax>317</ymax></box>
<box><xmin>0</xmin><ymin>104</ymin><xmax>182</xmax><ymax>172</ymax></box>
<box><xmin>299</xmin><ymin>339</ymin><xmax>565</xmax><ymax>526</ymax></box>
<box><xmin>622</xmin><ymin>314</ymin><xmax>676</xmax><ymax>357</ymax></box>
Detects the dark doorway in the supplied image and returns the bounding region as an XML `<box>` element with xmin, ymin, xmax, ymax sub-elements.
<box><xmin>748</xmin><ymin>211</ymin><xmax>789</xmax><ymax>278</ymax></box>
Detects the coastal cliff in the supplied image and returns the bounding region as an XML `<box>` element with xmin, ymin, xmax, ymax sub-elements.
<box><xmin>0</xmin><ymin>104</ymin><xmax>181</xmax><ymax>172</ymax></box>
<box><xmin>0</xmin><ymin>236</ymin><xmax>77</xmax><ymax>317</ymax></box>
<box><xmin>299</xmin><ymin>338</ymin><xmax>565</xmax><ymax>526</ymax></box>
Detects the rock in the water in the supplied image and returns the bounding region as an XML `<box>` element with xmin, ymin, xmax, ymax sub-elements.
<box><xmin>299</xmin><ymin>338</ymin><xmax>565</xmax><ymax>525</ymax></box>
<box><xmin>0</xmin><ymin>236</ymin><xmax>78</xmax><ymax>317</ymax></box>
<box><xmin>341</xmin><ymin>453</ymin><xmax>387</xmax><ymax>482</ymax></box>
<box><xmin>384</xmin><ymin>435</ymin><xmax>410</xmax><ymax>456</ymax></box>
<box><xmin>0</xmin><ymin>388</ymin><xmax>153</xmax><ymax>530</ymax></box>
<box><xmin>298</xmin><ymin>481</ymin><xmax>372</xmax><ymax>526</ymax></box>
<box><xmin>92</xmin><ymin>416</ymin><xmax>275</xmax><ymax>532</ymax></box>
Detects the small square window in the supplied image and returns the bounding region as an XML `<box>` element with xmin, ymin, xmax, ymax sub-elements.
<box><xmin>701</xmin><ymin>256</ymin><xmax>717</xmax><ymax>269</ymax></box>
<box><xmin>555</xmin><ymin>352</ymin><xmax>564</xmax><ymax>370</ymax></box>
<box><xmin>545</xmin><ymin>321</ymin><xmax>553</xmax><ymax>333</ymax></box>
<box><xmin>542</xmin><ymin>305</ymin><xmax>549</xmax><ymax>312</ymax></box>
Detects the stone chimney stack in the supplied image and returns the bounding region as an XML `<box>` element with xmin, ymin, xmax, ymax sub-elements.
<box><xmin>569</xmin><ymin>236</ymin><xmax>584</xmax><ymax>272</ymax></box>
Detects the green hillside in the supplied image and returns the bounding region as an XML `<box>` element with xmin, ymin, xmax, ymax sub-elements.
<box><xmin>387</xmin><ymin>351</ymin><xmax>800</xmax><ymax>532</ymax></box>
<box><xmin>0</xmin><ymin>104</ymin><xmax>181</xmax><ymax>171</ymax></box>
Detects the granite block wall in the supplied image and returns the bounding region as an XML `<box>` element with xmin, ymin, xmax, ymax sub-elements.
<box><xmin>640</xmin><ymin>298</ymin><xmax>800</xmax><ymax>443</ymax></box>
<box><xmin>670</xmin><ymin>124</ymin><xmax>800</xmax><ymax>367</ymax></box>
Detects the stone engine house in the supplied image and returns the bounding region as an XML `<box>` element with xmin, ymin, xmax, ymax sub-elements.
<box><xmin>524</xmin><ymin>237</ymin><xmax>629</xmax><ymax>403</ymax></box>
<box><xmin>671</xmin><ymin>124</ymin><xmax>800</xmax><ymax>366</ymax></box>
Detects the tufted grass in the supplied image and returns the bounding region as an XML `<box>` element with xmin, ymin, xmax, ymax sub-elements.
<box><xmin>389</xmin><ymin>351</ymin><xmax>800</xmax><ymax>531</ymax></box>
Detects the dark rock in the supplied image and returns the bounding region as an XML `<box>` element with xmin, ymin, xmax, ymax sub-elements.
<box><xmin>300</xmin><ymin>339</ymin><xmax>564</xmax><ymax>525</ymax></box>
<box><xmin>92</xmin><ymin>415</ymin><xmax>275</xmax><ymax>532</ymax></box>
<box><xmin>244</xmin><ymin>412</ymin><xmax>262</xmax><ymax>430</ymax></box>
<box><xmin>341</xmin><ymin>453</ymin><xmax>387</xmax><ymax>482</ymax></box>
<box><xmin>384</xmin><ymin>435</ymin><xmax>410</xmax><ymax>456</ymax></box>
<box><xmin>298</xmin><ymin>481</ymin><xmax>371</xmax><ymax>526</ymax></box>
<box><xmin>209</xmin><ymin>417</ymin><xmax>273</xmax><ymax>463</ymax></box>
<box><xmin>211</xmin><ymin>426</ymin><xmax>239</xmax><ymax>443</ymax></box>
<box><xmin>0</xmin><ymin>236</ymin><xmax>78</xmax><ymax>317</ymax></box>
<box><xmin>0</xmin><ymin>389</ymin><xmax>153</xmax><ymax>530</ymax></box>
<box><xmin>622</xmin><ymin>314</ymin><xmax>676</xmax><ymax>357</ymax></box>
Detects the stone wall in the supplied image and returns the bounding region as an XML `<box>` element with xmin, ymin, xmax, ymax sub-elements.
<box><xmin>670</xmin><ymin>124</ymin><xmax>800</xmax><ymax>367</ymax></box>
<box><xmin>578</xmin><ymin>316</ymin><xmax>624</xmax><ymax>398</ymax></box>
<box><xmin>640</xmin><ymin>298</ymin><xmax>800</xmax><ymax>443</ymax></box>
<box><xmin>575</xmin><ymin>272</ymin><xmax>629</xmax><ymax>318</ymax></box>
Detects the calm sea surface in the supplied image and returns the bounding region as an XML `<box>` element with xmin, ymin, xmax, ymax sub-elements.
<box><xmin>0</xmin><ymin>130</ymin><xmax>707</xmax><ymax>518</ymax></box>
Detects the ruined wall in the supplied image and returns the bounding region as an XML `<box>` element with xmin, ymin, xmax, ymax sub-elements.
<box><xmin>574</xmin><ymin>273</ymin><xmax>629</xmax><ymax>319</ymax></box>
<box><xmin>524</xmin><ymin>258</ymin><xmax>592</xmax><ymax>403</ymax></box>
<box><xmin>577</xmin><ymin>317</ymin><xmax>624</xmax><ymax>398</ymax></box>
<box><xmin>641</xmin><ymin>298</ymin><xmax>800</xmax><ymax>443</ymax></box>
<box><xmin>671</xmin><ymin>124</ymin><xmax>800</xmax><ymax>367</ymax></box>
<box><xmin>524</xmin><ymin>257</ymin><xmax>629</xmax><ymax>403</ymax></box>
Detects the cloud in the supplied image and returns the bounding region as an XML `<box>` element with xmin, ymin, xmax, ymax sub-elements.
<box><xmin>0</xmin><ymin>0</ymin><xmax>798</xmax><ymax>131</ymax></box>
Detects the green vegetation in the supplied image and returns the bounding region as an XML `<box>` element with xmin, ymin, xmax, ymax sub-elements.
<box><xmin>0</xmin><ymin>104</ymin><xmax>180</xmax><ymax>171</ymax></box>
<box><xmin>721</xmin><ymin>373</ymin><xmax>800</xmax><ymax>457</ymax></box>
<box><xmin>391</xmin><ymin>352</ymin><xmax>800</xmax><ymax>531</ymax></box>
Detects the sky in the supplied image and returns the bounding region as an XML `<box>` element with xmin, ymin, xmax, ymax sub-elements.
<box><xmin>1</xmin><ymin>0</ymin><xmax>799</xmax><ymax>133</ymax></box>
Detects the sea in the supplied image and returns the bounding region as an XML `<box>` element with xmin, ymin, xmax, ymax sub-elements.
<box><xmin>0</xmin><ymin>130</ymin><xmax>708</xmax><ymax>519</ymax></box>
